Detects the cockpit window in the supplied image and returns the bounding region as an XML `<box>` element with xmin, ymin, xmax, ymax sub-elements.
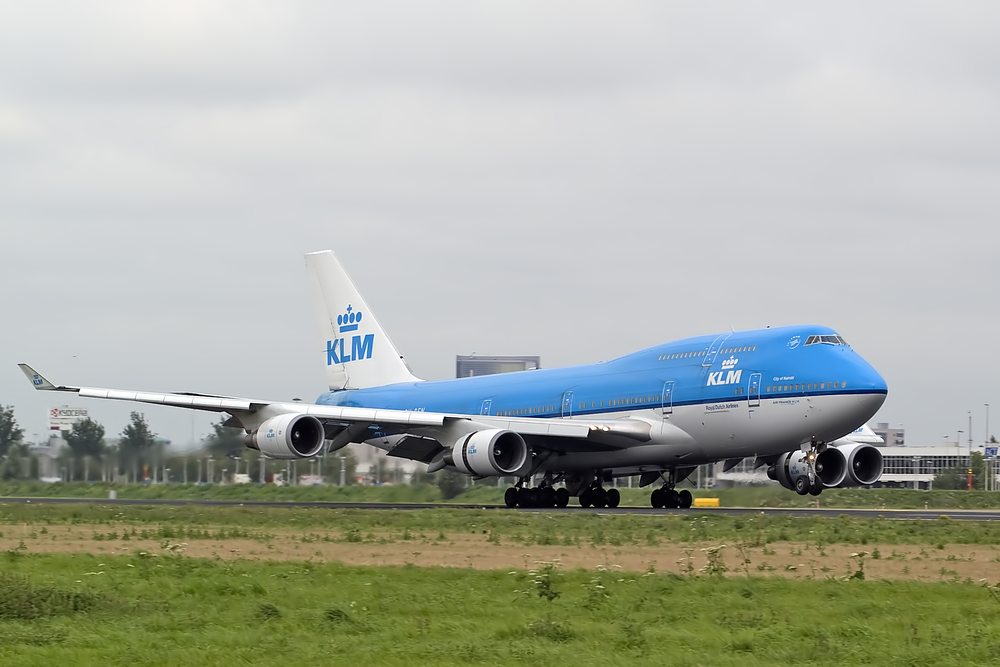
<box><xmin>805</xmin><ymin>334</ymin><xmax>848</xmax><ymax>346</ymax></box>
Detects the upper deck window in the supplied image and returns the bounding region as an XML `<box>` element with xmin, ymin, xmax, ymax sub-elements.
<box><xmin>805</xmin><ymin>334</ymin><xmax>848</xmax><ymax>346</ymax></box>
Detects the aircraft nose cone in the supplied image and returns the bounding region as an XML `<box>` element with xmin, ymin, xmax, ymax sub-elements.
<box><xmin>857</xmin><ymin>391</ymin><xmax>887</xmax><ymax>420</ymax></box>
<box><xmin>852</xmin><ymin>358</ymin><xmax>887</xmax><ymax>421</ymax></box>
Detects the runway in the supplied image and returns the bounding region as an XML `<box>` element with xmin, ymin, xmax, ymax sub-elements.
<box><xmin>2</xmin><ymin>497</ymin><xmax>999</xmax><ymax>520</ymax></box>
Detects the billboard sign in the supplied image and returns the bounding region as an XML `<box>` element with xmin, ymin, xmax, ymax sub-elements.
<box><xmin>48</xmin><ymin>406</ymin><xmax>89</xmax><ymax>432</ymax></box>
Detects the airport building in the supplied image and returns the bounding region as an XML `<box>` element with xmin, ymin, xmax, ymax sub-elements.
<box><xmin>872</xmin><ymin>422</ymin><xmax>905</xmax><ymax>446</ymax></box>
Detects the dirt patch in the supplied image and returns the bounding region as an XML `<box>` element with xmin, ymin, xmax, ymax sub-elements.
<box><xmin>3</xmin><ymin>525</ymin><xmax>998</xmax><ymax>581</ymax></box>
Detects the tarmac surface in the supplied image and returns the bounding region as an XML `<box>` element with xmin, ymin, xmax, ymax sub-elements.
<box><xmin>2</xmin><ymin>496</ymin><xmax>999</xmax><ymax>520</ymax></box>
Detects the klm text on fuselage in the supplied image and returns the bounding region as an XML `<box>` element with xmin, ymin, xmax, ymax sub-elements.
<box><xmin>706</xmin><ymin>370</ymin><xmax>742</xmax><ymax>386</ymax></box>
<box><xmin>327</xmin><ymin>334</ymin><xmax>374</xmax><ymax>365</ymax></box>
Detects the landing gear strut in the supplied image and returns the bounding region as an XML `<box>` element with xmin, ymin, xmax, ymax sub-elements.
<box><xmin>650</xmin><ymin>470</ymin><xmax>693</xmax><ymax>509</ymax></box>
<box><xmin>801</xmin><ymin>440</ymin><xmax>827</xmax><ymax>497</ymax></box>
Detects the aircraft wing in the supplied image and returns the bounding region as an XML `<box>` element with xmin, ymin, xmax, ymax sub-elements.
<box><xmin>18</xmin><ymin>364</ymin><xmax>659</xmax><ymax>457</ymax></box>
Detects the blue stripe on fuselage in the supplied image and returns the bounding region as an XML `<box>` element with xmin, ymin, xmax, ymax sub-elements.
<box><xmin>315</xmin><ymin>325</ymin><xmax>888</xmax><ymax>417</ymax></box>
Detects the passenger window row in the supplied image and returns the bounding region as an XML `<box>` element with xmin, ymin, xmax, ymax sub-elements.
<box><xmin>658</xmin><ymin>344</ymin><xmax>757</xmax><ymax>361</ymax></box>
<box><xmin>765</xmin><ymin>381</ymin><xmax>846</xmax><ymax>392</ymax></box>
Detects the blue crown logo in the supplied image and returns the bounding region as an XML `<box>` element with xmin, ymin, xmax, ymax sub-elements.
<box><xmin>266</xmin><ymin>428</ymin><xmax>275</xmax><ymax>439</ymax></box>
<box><xmin>337</xmin><ymin>304</ymin><xmax>363</xmax><ymax>333</ymax></box>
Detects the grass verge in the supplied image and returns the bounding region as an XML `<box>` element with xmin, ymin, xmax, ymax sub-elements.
<box><xmin>3</xmin><ymin>481</ymin><xmax>1000</xmax><ymax>510</ymax></box>
<box><xmin>0</xmin><ymin>552</ymin><xmax>998</xmax><ymax>665</ymax></box>
<box><xmin>4</xmin><ymin>503</ymin><xmax>1000</xmax><ymax>547</ymax></box>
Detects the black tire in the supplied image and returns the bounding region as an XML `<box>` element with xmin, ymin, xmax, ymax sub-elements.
<box><xmin>592</xmin><ymin>488</ymin><xmax>608</xmax><ymax>508</ymax></box>
<box><xmin>794</xmin><ymin>475</ymin><xmax>810</xmax><ymax>495</ymax></box>
<box><xmin>579</xmin><ymin>490</ymin><xmax>592</xmax><ymax>508</ymax></box>
<box><xmin>504</xmin><ymin>487</ymin><xmax>518</xmax><ymax>508</ymax></box>
<box><xmin>555</xmin><ymin>487</ymin><xmax>570</xmax><ymax>508</ymax></box>
<box><xmin>678</xmin><ymin>489</ymin><xmax>693</xmax><ymax>509</ymax></box>
<box><xmin>809</xmin><ymin>478</ymin><xmax>824</xmax><ymax>496</ymax></box>
<box><xmin>606</xmin><ymin>488</ymin><xmax>621</xmax><ymax>508</ymax></box>
<box><xmin>664</xmin><ymin>489</ymin><xmax>680</xmax><ymax>509</ymax></box>
<box><xmin>541</xmin><ymin>486</ymin><xmax>557</xmax><ymax>507</ymax></box>
<box><xmin>650</xmin><ymin>488</ymin><xmax>664</xmax><ymax>508</ymax></box>
<box><xmin>518</xmin><ymin>487</ymin><xmax>534</xmax><ymax>507</ymax></box>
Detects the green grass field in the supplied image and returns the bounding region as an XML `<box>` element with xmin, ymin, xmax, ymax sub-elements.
<box><xmin>3</xmin><ymin>480</ymin><xmax>1000</xmax><ymax>510</ymax></box>
<box><xmin>4</xmin><ymin>503</ymin><xmax>1000</xmax><ymax>547</ymax></box>
<box><xmin>1</xmin><ymin>551</ymin><xmax>999</xmax><ymax>665</ymax></box>
<box><xmin>3</xmin><ymin>504</ymin><xmax>1000</xmax><ymax>664</ymax></box>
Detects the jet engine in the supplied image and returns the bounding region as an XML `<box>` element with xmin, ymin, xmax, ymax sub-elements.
<box><xmin>832</xmin><ymin>442</ymin><xmax>883</xmax><ymax>486</ymax></box>
<box><xmin>245</xmin><ymin>414</ymin><xmax>325</xmax><ymax>459</ymax></box>
<box><xmin>768</xmin><ymin>443</ymin><xmax>883</xmax><ymax>491</ymax></box>
<box><xmin>446</xmin><ymin>429</ymin><xmax>530</xmax><ymax>477</ymax></box>
<box><xmin>767</xmin><ymin>451</ymin><xmax>816</xmax><ymax>494</ymax></box>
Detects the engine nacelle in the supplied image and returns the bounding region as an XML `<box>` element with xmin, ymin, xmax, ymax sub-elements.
<box><xmin>767</xmin><ymin>451</ymin><xmax>812</xmax><ymax>492</ymax></box>
<box><xmin>448</xmin><ymin>429</ymin><xmax>530</xmax><ymax>477</ymax></box>
<box><xmin>246</xmin><ymin>414</ymin><xmax>325</xmax><ymax>459</ymax></box>
<box><xmin>833</xmin><ymin>442</ymin><xmax>883</xmax><ymax>486</ymax></box>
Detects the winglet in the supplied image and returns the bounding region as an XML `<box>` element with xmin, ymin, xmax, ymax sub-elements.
<box><xmin>18</xmin><ymin>364</ymin><xmax>60</xmax><ymax>391</ymax></box>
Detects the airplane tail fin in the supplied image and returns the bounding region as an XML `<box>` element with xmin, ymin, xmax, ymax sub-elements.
<box><xmin>304</xmin><ymin>250</ymin><xmax>421</xmax><ymax>390</ymax></box>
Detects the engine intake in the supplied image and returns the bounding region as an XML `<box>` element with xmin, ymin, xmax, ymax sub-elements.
<box><xmin>836</xmin><ymin>442</ymin><xmax>883</xmax><ymax>486</ymax></box>
<box><xmin>448</xmin><ymin>429</ymin><xmax>530</xmax><ymax>477</ymax></box>
<box><xmin>246</xmin><ymin>414</ymin><xmax>325</xmax><ymax>459</ymax></box>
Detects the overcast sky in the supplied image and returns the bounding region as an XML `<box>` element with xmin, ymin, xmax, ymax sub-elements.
<box><xmin>2</xmin><ymin>1</ymin><xmax>998</xmax><ymax>449</ymax></box>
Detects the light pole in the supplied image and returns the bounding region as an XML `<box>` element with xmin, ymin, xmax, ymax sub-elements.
<box><xmin>959</xmin><ymin>430</ymin><xmax>967</xmax><ymax>490</ymax></box>
<box><xmin>969</xmin><ymin>411</ymin><xmax>974</xmax><ymax>450</ymax></box>
<box><xmin>987</xmin><ymin>403</ymin><xmax>991</xmax><ymax>445</ymax></box>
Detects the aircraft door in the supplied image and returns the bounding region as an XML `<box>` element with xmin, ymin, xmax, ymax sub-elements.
<box><xmin>661</xmin><ymin>381</ymin><xmax>674</xmax><ymax>416</ymax></box>
<box><xmin>479</xmin><ymin>399</ymin><xmax>492</xmax><ymax>416</ymax></box>
<box><xmin>703</xmin><ymin>333</ymin><xmax>732</xmax><ymax>367</ymax></box>
<box><xmin>561</xmin><ymin>391</ymin><xmax>574</xmax><ymax>418</ymax></box>
<box><xmin>748</xmin><ymin>373</ymin><xmax>761</xmax><ymax>408</ymax></box>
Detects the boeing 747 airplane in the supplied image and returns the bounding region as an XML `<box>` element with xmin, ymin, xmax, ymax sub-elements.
<box><xmin>20</xmin><ymin>250</ymin><xmax>888</xmax><ymax>508</ymax></box>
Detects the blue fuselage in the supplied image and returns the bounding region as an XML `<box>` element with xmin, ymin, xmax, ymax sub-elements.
<box><xmin>316</xmin><ymin>325</ymin><xmax>887</xmax><ymax>430</ymax></box>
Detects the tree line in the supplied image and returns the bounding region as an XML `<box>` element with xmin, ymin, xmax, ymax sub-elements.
<box><xmin>0</xmin><ymin>405</ymin><xmax>363</xmax><ymax>484</ymax></box>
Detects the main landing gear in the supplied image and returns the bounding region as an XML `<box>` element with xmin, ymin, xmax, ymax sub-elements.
<box><xmin>649</xmin><ymin>469</ymin><xmax>693</xmax><ymax>509</ymax></box>
<box><xmin>650</xmin><ymin>486</ymin><xmax>692</xmax><ymax>509</ymax></box>
<box><xmin>578</xmin><ymin>485</ymin><xmax>620</xmax><ymax>509</ymax></box>
<box><xmin>504</xmin><ymin>480</ymin><xmax>570</xmax><ymax>509</ymax></box>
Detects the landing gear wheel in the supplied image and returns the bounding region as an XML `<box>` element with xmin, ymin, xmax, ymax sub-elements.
<box><xmin>579</xmin><ymin>490</ymin><xmax>593</xmax><ymax>508</ymax></box>
<box><xmin>809</xmin><ymin>478</ymin><xmax>824</xmax><ymax>496</ymax></box>
<box><xmin>794</xmin><ymin>476</ymin><xmax>810</xmax><ymax>495</ymax></box>
<box><xmin>650</xmin><ymin>488</ymin><xmax>664</xmax><ymax>508</ymax></box>
<box><xmin>555</xmin><ymin>487</ymin><xmax>570</xmax><ymax>508</ymax></box>
<box><xmin>518</xmin><ymin>487</ymin><xmax>535</xmax><ymax>507</ymax></box>
<box><xmin>678</xmin><ymin>489</ymin><xmax>693</xmax><ymax>509</ymax></box>
<box><xmin>592</xmin><ymin>488</ymin><xmax>608</xmax><ymax>508</ymax></box>
<box><xmin>504</xmin><ymin>487</ymin><xmax>518</xmax><ymax>508</ymax></box>
<box><xmin>541</xmin><ymin>486</ymin><xmax>557</xmax><ymax>508</ymax></box>
<box><xmin>606</xmin><ymin>488</ymin><xmax>621</xmax><ymax>508</ymax></box>
<box><xmin>664</xmin><ymin>489</ymin><xmax>680</xmax><ymax>509</ymax></box>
